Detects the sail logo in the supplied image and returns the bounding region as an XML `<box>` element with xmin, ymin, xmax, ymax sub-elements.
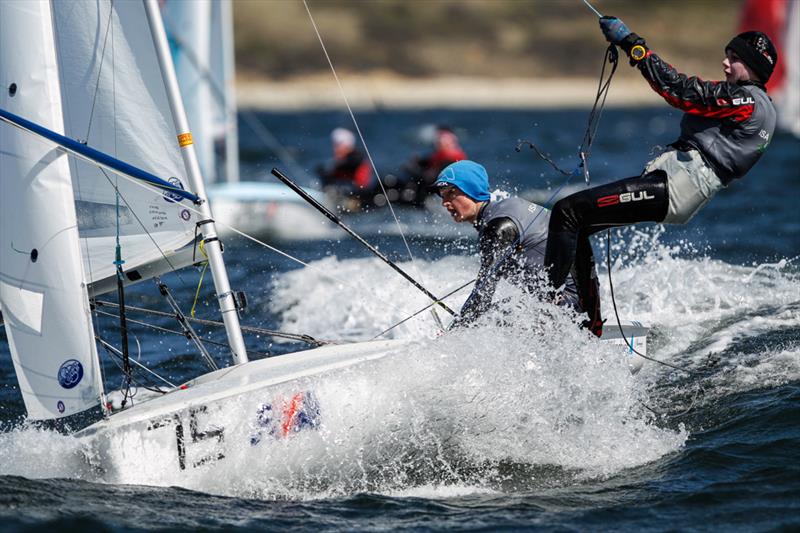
<box><xmin>163</xmin><ymin>177</ymin><xmax>186</xmax><ymax>204</ymax></box>
<box><xmin>250</xmin><ymin>391</ymin><xmax>320</xmax><ymax>445</ymax></box>
<box><xmin>597</xmin><ymin>190</ymin><xmax>655</xmax><ymax>208</ymax></box>
<box><xmin>57</xmin><ymin>359</ymin><xmax>84</xmax><ymax>389</ymax></box>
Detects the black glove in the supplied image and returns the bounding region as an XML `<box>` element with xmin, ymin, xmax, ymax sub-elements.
<box><xmin>599</xmin><ymin>16</ymin><xmax>631</xmax><ymax>44</ymax></box>
<box><xmin>581</xmin><ymin>317</ymin><xmax>606</xmax><ymax>338</ymax></box>
<box><xmin>600</xmin><ymin>16</ymin><xmax>648</xmax><ymax>66</ymax></box>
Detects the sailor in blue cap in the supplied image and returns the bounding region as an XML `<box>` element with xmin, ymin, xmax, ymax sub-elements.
<box><xmin>433</xmin><ymin>160</ymin><xmax>603</xmax><ymax>334</ymax></box>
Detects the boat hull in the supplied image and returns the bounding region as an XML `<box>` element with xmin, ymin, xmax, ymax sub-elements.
<box><xmin>75</xmin><ymin>323</ymin><xmax>648</xmax><ymax>484</ymax></box>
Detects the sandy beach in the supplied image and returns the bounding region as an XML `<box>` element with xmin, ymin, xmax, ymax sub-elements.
<box><xmin>236</xmin><ymin>75</ymin><xmax>663</xmax><ymax>111</ymax></box>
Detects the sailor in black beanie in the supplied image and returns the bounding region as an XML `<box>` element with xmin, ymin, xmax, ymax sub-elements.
<box><xmin>542</xmin><ymin>19</ymin><xmax>778</xmax><ymax>322</ymax></box>
<box><xmin>725</xmin><ymin>31</ymin><xmax>778</xmax><ymax>85</ymax></box>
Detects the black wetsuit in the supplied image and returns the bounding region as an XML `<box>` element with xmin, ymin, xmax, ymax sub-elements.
<box><xmin>453</xmin><ymin>198</ymin><xmax>602</xmax><ymax>333</ymax></box>
<box><xmin>544</xmin><ymin>48</ymin><xmax>777</xmax><ymax>299</ymax></box>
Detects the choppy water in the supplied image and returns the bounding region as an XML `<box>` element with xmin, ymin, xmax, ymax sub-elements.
<box><xmin>1</xmin><ymin>107</ymin><xmax>799</xmax><ymax>531</ymax></box>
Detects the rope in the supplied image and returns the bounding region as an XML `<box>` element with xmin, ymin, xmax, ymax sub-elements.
<box><xmin>604</xmin><ymin>230</ymin><xmax>701</xmax><ymax>376</ymax></box>
<box><xmin>93</xmin><ymin>300</ymin><xmax>338</xmax><ymax>347</ymax></box>
<box><xmin>94</xmin><ymin>309</ymin><xmax>274</xmax><ymax>359</ymax></box>
<box><xmin>190</xmin><ymin>240</ymin><xmax>209</xmax><ymax>318</ymax></box>
<box><xmin>302</xmin><ymin>0</ymin><xmax>427</xmax><ymax>285</ymax></box>
<box><xmin>64</xmin><ymin>163</ymin><xmax>414</xmax><ymax>318</ymax></box>
<box><xmin>96</xmin><ymin>335</ymin><xmax>175</xmax><ymax>390</ymax></box>
<box><xmin>516</xmin><ymin>44</ymin><xmax>618</xmax><ymax>183</ymax></box>
<box><xmin>454</xmin><ymin>46</ymin><xmax>620</xmax><ymax>324</ymax></box>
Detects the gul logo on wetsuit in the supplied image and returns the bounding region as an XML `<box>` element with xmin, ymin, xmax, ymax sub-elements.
<box><xmin>597</xmin><ymin>190</ymin><xmax>656</xmax><ymax>208</ymax></box>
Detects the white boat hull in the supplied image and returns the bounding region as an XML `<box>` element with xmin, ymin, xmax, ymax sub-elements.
<box><xmin>207</xmin><ymin>181</ymin><xmax>336</xmax><ymax>241</ymax></box>
<box><xmin>75</xmin><ymin>322</ymin><xmax>649</xmax><ymax>484</ymax></box>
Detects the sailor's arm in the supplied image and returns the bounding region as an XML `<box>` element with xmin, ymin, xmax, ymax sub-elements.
<box><xmin>637</xmin><ymin>53</ymin><xmax>756</xmax><ymax>122</ymax></box>
<box><xmin>450</xmin><ymin>217</ymin><xmax>519</xmax><ymax>329</ymax></box>
<box><xmin>599</xmin><ymin>16</ymin><xmax>756</xmax><ymax>122</ymax></box>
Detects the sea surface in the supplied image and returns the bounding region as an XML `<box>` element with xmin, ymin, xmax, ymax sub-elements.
<box><xmin>1</xmin><ymin>106</ymin><xmax>799</xmax><ymax>531</ymax></box>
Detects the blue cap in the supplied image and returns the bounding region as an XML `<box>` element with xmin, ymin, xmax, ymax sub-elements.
<box><xmin>432</xmin><ymin>160</ymin><xmax>490</xmax><ymax>202</ymax></box>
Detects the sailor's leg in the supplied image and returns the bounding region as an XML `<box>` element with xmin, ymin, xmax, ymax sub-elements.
<box><xmin>572</xmin><ymin>232</ymin><xmax>603</xmax><ymax>336</ymax></box>
<box><xmin>545</xmin><ymin>170</ymin><xmax>669</xmax><ymax>292</ymax></box>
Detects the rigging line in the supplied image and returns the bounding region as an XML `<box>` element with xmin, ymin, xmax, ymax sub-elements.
<box><xmin>98</xmin><ymin>331</ymin><xmax>139</xmax><ymax>402</ymax></box>
<box><xmin>155</xmin><ymin>277</ymin><xmax>218</xmax><ymax>371</ymax></box>
<box><xmin>94</xmin><ymin>300</ymin><xmax>339</xmax><ymax>346</ymax></box>
<box><xmin>97</xmin><ymin>169</ymin><xmax>191</xmax><ymax>289</ymax></box>
<box><xmin>215</xmin><ymin>221</ymin><xmax>420</xmax><ymax>318</ymax></box>
<box><xmin>302</xmin><ymin>1</ymin><xmax>422</xmax><ymax>276</ymax></box>
<box><xmin>96</xmin><ymin>336</ymin><xmax>176</xmax><ymax>389</ymax></box>
<box><xmin>64</xmin><ymin>150</ymin><xmax>414</xmax><ymax>318</ymax></box>
<box><xmin>518</xmin><ymin>44</ymin><xmax>617</xmax><ymax>182</ymax></box>
<box><xmin>580</xmin><ymin>0</ymin><xmax>603</xmax><ymax>19</ymax></box>
<box><xmin>94</xmin><ymin>309</ymin><xmax>274</xmax><ymax>359</ymax></box>
<box><xmin>372</xmin><ymin>278</ymin><xmax>477</xmax><ymax>340</ymax></box>
<box><xmin>84</xmin><ymin>0</ymin><xmax>115</xmax><ymax>143</ymax></box>
<box><xmin>376</xmin><ymin>230</ymin><xmax>549</xmax><ymax>339</ymax></box>
<box><xmin>604</xmin><ymin>229</ymin><xmax>699</xmax><ymax>375</ymax></box>
<box><xmin>111</xmin><ymin>10</ymin><xmax>134</xmax><ymax>404</ymax></box>
<box><xmin>580</xmin><ymin>46</ymin><xmax>618</xmax><ymax>168</ymax></box>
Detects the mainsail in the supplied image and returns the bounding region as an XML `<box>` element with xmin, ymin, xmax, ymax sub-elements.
<box><xmin>0</xmin><ymin>0</ymin><xmax>202</xmax><ymax>419</ymax></box>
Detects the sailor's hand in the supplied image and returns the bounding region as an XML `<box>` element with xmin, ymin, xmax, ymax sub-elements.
<box><xmin>599</xmin><ymin>16</ymin><xmax>631</xmax><ymax>45</ymax></box>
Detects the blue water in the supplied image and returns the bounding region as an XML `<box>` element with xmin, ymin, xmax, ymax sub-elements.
<box><xmin>1</xmin><ymin>107</ymin><xmax>799</xmax><ymax>531</ymax></box>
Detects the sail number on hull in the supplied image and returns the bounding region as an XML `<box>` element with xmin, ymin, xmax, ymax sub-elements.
<box><xmin>147</xmin><ymin>405</ymin><xmax>224</xmax><ymax>471</ymax></box>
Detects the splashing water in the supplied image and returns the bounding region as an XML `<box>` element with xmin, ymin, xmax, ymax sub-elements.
<box><xmin>1</xmin><ymin>227</ymin><xmax>797</xmax><ymax>501</ymax></box>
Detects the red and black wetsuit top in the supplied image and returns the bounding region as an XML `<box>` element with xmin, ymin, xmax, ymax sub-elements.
<box><xmin>637</xmin><ymin>51</ymin><xmax>777</xmax><ymax>184</ymax></box>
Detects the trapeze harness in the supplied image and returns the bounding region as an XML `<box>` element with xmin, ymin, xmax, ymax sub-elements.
<box><xmin>544</xmin><ymin>48</ymin><xmax>777</xmax><ymax>296</ymax></box>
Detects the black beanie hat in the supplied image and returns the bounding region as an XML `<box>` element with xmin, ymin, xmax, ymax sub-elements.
<box><xmin>725</xmin><ymin>31</ymin><xmax>778</xmax><ymax>83</ymax></box>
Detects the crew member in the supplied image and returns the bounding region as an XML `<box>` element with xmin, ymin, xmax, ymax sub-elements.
<box><xmin>544</xmin><ymin>19</ymin><xmax>778</xmax><ymax>317</ymax></box>
<box><xmin>407</xmin><ymin>126</ymin><xmax>467</xmax><ymax>205</ymax></box>
<box><xmin>317</xmin><ymin>128</ymin><xmax>372</xmax><ymax>207</ymax></box>
<box><xmin>433</xmin><ymin>160</ymin><xmax>602</xmax><ymax>333</ymax></box>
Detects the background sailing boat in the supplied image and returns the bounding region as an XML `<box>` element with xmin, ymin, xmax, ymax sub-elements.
<box><xmin>160</xmin><ymin>0</ymin><xmax>332</xmax><ymax>241</ymax></box>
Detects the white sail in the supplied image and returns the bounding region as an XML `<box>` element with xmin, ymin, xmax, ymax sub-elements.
<box><xmin>211</xmin><ymin>0</ymin><xmax>241</xmax><ymax>184</ymax></box>
<box><xmin>161</xmin><ymin>0</ymin><xmax>240</xmax><ymax>184</ymax></box>
<box><xmin>0</xmin><ymin>0</ymin><xmax>104</xmax><ymax>419</ymax></box>
<box><xmin>161</xmin><ymin>0</ymin><xmax>218</xmax><ymax>183</ymax></box>
<box><xmin>50</xmin><ymin>0</ymin><xmax>198</xmax><ymax>291</ymax></box>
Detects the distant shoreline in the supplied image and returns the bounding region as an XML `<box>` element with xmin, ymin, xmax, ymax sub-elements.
<box><xmin>236</xmin><ymin>76</ymin><xmax>664</xmax><ymax>111</ymax></box>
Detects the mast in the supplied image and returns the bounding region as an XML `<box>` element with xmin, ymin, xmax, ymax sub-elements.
<box><xmin>143</xmin><ymin>0</ymin><xmax>248</xmax><ymax>365</ymax></box>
